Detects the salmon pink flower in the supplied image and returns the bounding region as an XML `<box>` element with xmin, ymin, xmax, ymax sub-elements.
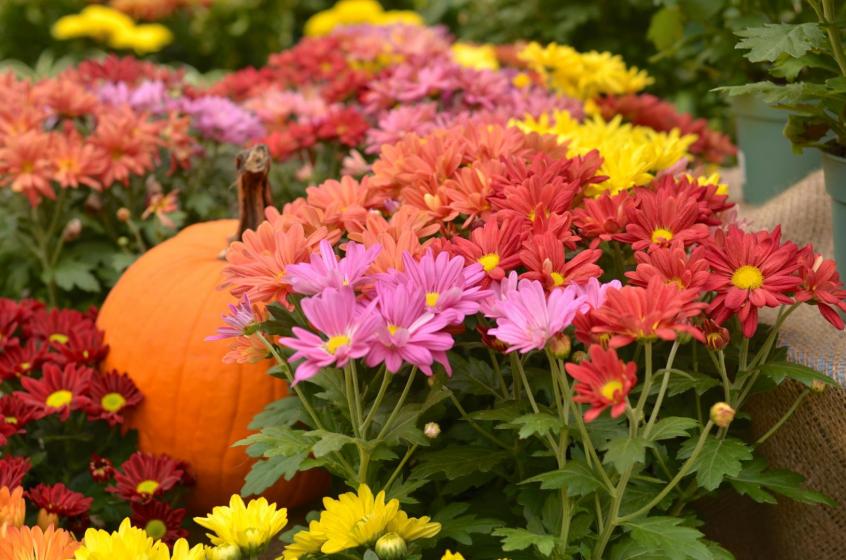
<box><xmin>795</xmin><ymin>247</ymin><xmax>846</xmax><ymax>329</ymax></box>
<box><xmin>626</xmin><ymin>243</ymin><xmax>710</xmax><ymax>291</ymax></box>
<box><xmin>573</xmin><ymin>277</ymin><xmax>622</xmax><ymax>310</ymax></box>
<box><xmin>285</xmin><ymin>240</ymin><xmax>380</xmax><ymax>295</ymax></box>
<box><xmin>89</xmin><ymin>106</ymin><xmax>161</xmax><ymax>187</ymax></box>
<box><xmin>108</xmin><ymin>452</ymin><xmax>184</xmax><ymax>504</ymax></box>
<box><xmin>0</xmin><ymin>131</ymin><xmax>55</xmax><ymax>205</ymax></box>
<box><xmin>365</xmin><ymin>280</ymin><xmax>455</xmax><ymax>375</ymax></box>
<box><xmin>400</xmin><ymin>250</ymin><xmax>489</xmax><ymax>324</ymax></box>
<box><xmin>85</xmin><ymin>370</ymin><xmax>143</xmax><ymax>426</ymax></box>
<box><xmin>520</xmin><ymin>233</ymin><xmax>602</xmax><ymax>289</ymax></box>
<box><xmin>487</xmin><ymin>279</ymin><xmax>586</xmax><ymax>353</ymax></box>
<box><xmin>27</xmin><ymin>483</ymin><xmax>92</xmax><ymax>520</ymax></box>
<box><xmin>703</xmin><ymin>226</ymin><xmax>801</xmax><ymax>337</ymax></box>
<box><xmin>0</xmin><ymin>457</ymin><xmax>31</xmax><ymax>489</ymax></box>
<box><xmin>572</xmin><ymin>193</ymin><xmax>633</xmax><ymax>241</ymax></box>
<box><xmin>278</xmin><ymin>287</ymin><xmax>380</xmax><ymax>382</ymax></box>
<box><xmin>16</xmin><ymin>363</ymin><xmax>93</xmax><ymax>421</ymax></box>
<box><xmin>565</xmin><ymin>345</ymin><xmax>637</xmax><ymax>422</ymax></box>
<box><xmin>453</xmin><ymin>219</ymin><xmax>522</xmax><ymax>283</ymax></box>
<box><xmin>617</xmin><ymin>191</ymin><xmax>709</xmax><ymax>251</ymax></box>
<box><xmin>50</xmin><ymin>130</ymin><xmax>104</xmax><ymax>190</ymax></box>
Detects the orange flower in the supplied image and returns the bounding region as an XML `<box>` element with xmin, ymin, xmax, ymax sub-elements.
<box><xmin>33</xmin><ymin>78</ymin><xmax>98</xmax><ymax>118</ymax></box>
<box><xmin>142</xmin><ymin>190</ymin><xmax>180</xmax><ymax>229</ymax></box>
<box><xmin>89</xmin><ymin>106</ymin><xmax>161</xmax><ymax>187</ymax></box>
<box><xmin>269</xmin><ymin>201</ymin><xmax>340</xmax><ymax>244</ymax></box>
<box><xmin>0</xmin><ymin>486</ymin><xmax>25</xmax><ymax>534</ymax></box>
<box><xmin>0</xmin><ymin>131</ymin><xmax>55</xmax><ymax>205</ymax></box>
<box><xmin>0</xmin><ymin>524</ymin><xmax>79</xmax><ymax>559</ymax></box>
<box><xmin>306</xmin><ymin>176</ymin><xmax>382</xmax><ymax>231</ymax></box>
<box><xmin>442</xmin><ymin>164</ymin><xmax>497</xmax><ymax>226</ymax></box>
<box><xmin>50</xmin><ymin>129</ymin><xmax>104</xmax><ymax>190</ymax></box>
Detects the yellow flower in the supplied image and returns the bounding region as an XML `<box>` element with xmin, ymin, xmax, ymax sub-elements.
<box><xmin>442</xmin><ymin>552</ymin><xmax>465</xmax><ymax>560</ymax></box>
<box><xmin>386</xmin><ymin>510</ymin><xmax>441</xmax><ymax>542</ymax></box>
<box><xmin>169</xmin><ymin>539</ymin><xmax>207</xmax><ymax>560</ymax></box>
<box><xmin>109</xmin><ymin>23</ymin><xmax>173</xmax><ymax>54</ymax></box>
<box><xmin>280</xmin><ymin>520</ymin><xmax>326</xmax><ymax>560</ymax></box>
<box><xmin>75</xmin><ymin>519</ymin><xmax>168</xmax><ymax>560</ymax></box>
<box><xmin>304</xmin><ymin>0</ymin><xmax>422</xmax><ymax>36</ymax></box>
<box><xmin>688</xmin><ymin>171</ymin><xmax>729</xmax><ymax>196</ymax></box>
<box><xmin>0</xmin><ymin>486</ymin><xmax>25</xmax><ymax>534</ymax></box>
<box><xmin>194</xmin><ymin>495</ymin><xmax>287</xmax><ymax>555</ymax></box>
<box><xmin>373</xmin><ymin>10</ymin><xmax>424</xmax><ymax>27</ymax></box>
<box><xmin>452</xmin><ymin>43</ymin><xmax>500</xmax><ymax>71</ymax></box>
<box><xmin>51</xmin><ymin>5</ymin><xmax>171</xmax><ymax>54</ymax></box>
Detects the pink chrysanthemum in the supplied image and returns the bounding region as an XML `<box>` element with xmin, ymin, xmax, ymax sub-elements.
<box><xmin>285</xmin><ymin>240</ymin><xmax>380</xmax><ymax>295</ymax></box>
<box><xmin>566</xmin><ymin>345</ymin><xmax>638</xmax><ymax>422</ymax></box>
<box><xmin>206</xmin><ymin>294</ymin><xmax>266</xmax><ymax>341</ymax></box>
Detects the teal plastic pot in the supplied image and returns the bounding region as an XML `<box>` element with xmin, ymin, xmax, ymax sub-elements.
<box><xmin>731</xmin><ymin>95</ymin><xmax>821</xmax><ymax>204</ymax></box>
<box><xmin>822</xmin><ymin>151</ymin><xmax>846</xmax><ymax>281</ymax></box>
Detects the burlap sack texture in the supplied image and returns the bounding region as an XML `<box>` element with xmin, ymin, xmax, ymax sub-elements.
<box><xmin>698</xmin><ymin>169</ymin><xmax>846</xmax><ymax>560</ymax></box>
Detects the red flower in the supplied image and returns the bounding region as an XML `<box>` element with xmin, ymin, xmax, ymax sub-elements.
<box><xmin>0</xmin><ymin>394</ymin><xmax>39</xmax><ymax>444</ymax></box>
<box><xmin>0</xmin><ymin>298</ymin><xmax>21</xmax><ymax>350</ymax></box>
<box><xmin>626</xmin><ymin>243</ymin><xmax>710</xmax><ymax>292</ymax></box>
<box><xmin>616</xmin><ymin>190</ymin><xmax>709</xmax><ymax>251</ymax></box>
<box><xmin>15</xmin><ymin>363</ymin><xmax>93</xmax><ymax>421</ymax></box>
<box><xmin>108</xmin><ymin>452</ymin><xmax>184</xmax><ymax>504</ymax></box>
<box><xmin>701</xmin><ymin>318</ymin><xmax>731</xmax><ymax>351</ymax></box>
<box><xmin>704</xmin><ymin>226</ymin><xmax>801</xmax><ymax>337</ymax></box>
<box><xmin>794</xmin><ymin>247</ymin><xmax>846</xmax><ymax>329</ymax></box>
<box><xmin>565</xmin><ymin>345</ymin><xmax>638</xmax><ymax>422</ymax></box>
<box><xmin>572</xmin><ymin>192</ymin><xmax>633</xmax><ymax>241</ymax></box>
<box><xmin>131</xmin><ymin>501</ymin><xmax>188</xmax><ymax>545</ymax></box>
<box><xmin>653</xmin><ymin>175</ymin><xmax>733</xmax><ymax>226</ymax></box>
<box><xmin>89</xmin><ymin>455</ymin><xmax>115</xmax><ymax>483</ymax></box>
<box><xmin>0</xmin><ymin>339</ymin><xmax>46</xmax><ymax>381</ymax></box>
<box><xmin>26</xmin><ymin>308</ymin><xmax>91</xmax><ymax>347</ymax></box>
<box><xmin>315</xmin><ymin>107</ymin><xmax>369</xmax><ymax>147</ymax></box>
<box><xmin>86</xmin><ymin>370</ymin><xmax>143</xmax><ymax>426</ymax></box>
<box><xmin>520</xmin><ymin>232</ymin><xmax>602</xmax><ymax>289</ymax></box>
<box><xmin>27</xmin><ymin>483</ymin><xmax>92</xmax><ymax>518</ymax></box>
<box><xmin>453</xmin><ymin>219</ymin><xmax>523</xmax><ymax>283</ymax></box>
<box><xmin>590</xmin><ymin>278</ymin><xmax>705</xmax><ymax>348</ymax></box>
<box><xmin>0</xmin><ymin>456</ymin><xmax>31</xmax><ymax>489</ymax></box>
<box><xmin>49</xmin><ymin>327</ymin><xmax>109</xmax><ymax>367</ymax></box>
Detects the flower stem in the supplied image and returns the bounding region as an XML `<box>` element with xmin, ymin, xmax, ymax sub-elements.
<box><xmin>511</xmin><ymin>353</ymin><xmax>559</xmax><ymax>456</ymax></box>
<box><xmin>755</xmin><ymin>389</ymin><xmax>810</xmax><ymax>447</ymax></box>
<box><xmin>361</xmin><ymin>365</ymin><xmax>390</xmax><ymax>436</ymax></box>
<box><xmin>444</xmin><ymin>388</ymin><xmax>512</xmax><ymax>450</ymax></box>
<box><xmin>375</xmin><ymin>367</ymin><xmax>417</xmax><ymax>442</ymax></box>
<box><xmin>643</xmin><ymin>340</ymin><xmax>680</xmax><ymax>437</ymax></box>
<box><xmin>384</xmin><ymin>443</ymin><xmax>418</xmax><ymax>492</ymax></box>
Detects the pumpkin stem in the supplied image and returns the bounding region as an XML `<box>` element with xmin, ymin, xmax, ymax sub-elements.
<box><xmin>235</xmin><ymin>144</ymin><xmax>273</xmax><ymax>240</ymax></box>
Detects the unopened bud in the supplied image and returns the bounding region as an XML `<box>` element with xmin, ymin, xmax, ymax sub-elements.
<box><xmin>548</xmin><ymin>333</ymin><xmax>571</xmax><ymax>359</ymax></box>
<box><xmin>811</xmin><ymin>379</ymin><xmax>827</xmax><ymax>393</ymax></box>
<box><xmin>375</xmin><ymin>532</ymin><xmax>408</xmax><ymax>560</ymax></box>
<box><xmin>116</xmin><ymin>207</ymin><xmax>131</xmax><ymax>222</ymax></box>
<box><xmin>62</xmin><ymin>218</ymin><xmax>82</xmax><ymax>242</ymax></box>
<box><xmin>424</xmin><ymin>422</ymin><xmax>441</xmax><ymax>439</ymax></box>
<box><xmin>206</xmin><ymin>544</ymin><xmax>241</xmax><ymax>560</ymax></box>
<box><xmin>571</xmin><ymin>350</ymin><xmax>588</xmax><ymax>364</ymax></box>
<box><xmin>84</xmin><ymin>192</ymin><xmax>102</xmax><ymax>212</ymax></box>
<box><xmin>702</xmin><ymin>319</ymin><xmax>730</xmax><ymax>351</ymax></box>
<box><xmin>117</xmin><ymin>236</ymin><xmax>129</xmax><ymax>247</ymax></box>
<box><xmin>710</xmin><ymin>402</ymin><xmax>735</xmax><ymax>429</ymax></box>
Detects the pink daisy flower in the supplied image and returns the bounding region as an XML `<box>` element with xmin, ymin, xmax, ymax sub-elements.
<box><xmin>487</xmin><ymin>279</ymin><xmax>586</xmax><ymax>353</ymax></box>
<box><xmin>285</xmin><ymin>240</ymin><xmax>380</xmax><ymax>296</ymax></box>
<box><xmin>278</xmin><ymin>288</ymin><xmax>380</xmax><ymax>383</ymax></box>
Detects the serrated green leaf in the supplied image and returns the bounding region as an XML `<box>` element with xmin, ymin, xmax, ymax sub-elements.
<box><xmin>603</xmin><ymin>437</ymin><xmax>653</xmax><ymax>473</ymax></box>
<box><xmin>678</xmin><ymin>436</ymin><xmax>752</xmax><ymax>491</ymax></box>
<box><xmin>493</xmin><ymin>527</ymin><xmax>557</xmax><ymax>556</ymax></box>
<box><xmin>648</xmin><ymin>417</ymin><xmax>699</xmax><ymax>441</ymax></box>
<box><xmin>248</xmin><ymin>397</ymin><xmax>306</xmax><ymax>430</ymax></box>
<box><xmin>415</xmin><ymin>447</ymin><xmax>508</xmax><ymax>480</ymax></box>
<box><xmin>758</xmin><ymin>361</ymin><xmax>836</xmax><ymax>388</ymax></box>
<box><xmin>735</xmin><ymin>23</ymin><xmax>826</xmax><ymax>62</ymax></box>
<box><xmin>504</xmin><ymin>412</ymin><xmax>562</xmax><ymax>439</ymax></box>
<box><xmin>241</xmin><ymin>453</ymin><xmax>307</xmax><ymax>495</ymax></box>
<box><xmin>728</xmin><ymin>457</ymin><xmax>836</xmax><ymax>506</ymax></box>
<box><xmin>610</xmin><ymin>537</ymin><xmax>675</xmax><ymax>560</ymax></box>
<box><xmin>309</xmin><ymin>431</ymin><xmax>356</xmax><ymax>457</ymax></box>
<box><xmin>433</xmin><ymin>503</ymin><xmax>501</xmax><ymax>546</ymax></box>
<box><xmin>521</xmin><ymin>459</ymin><xmax>604</xmax><ymax>496</ymax></box>
<box><xmin>623</xmin><ymin>517</ymin><xmax>711</xmax><ymax>560</ymax></box>
<box><xmin>468</xmin><ymin>402</ymin><xmax>523</xmax><ymax>422</ymax></box>
<box><xmin>53</xmin><ymin>259</ymin><xmax>100</xmax><ymax>293</ymax></box>
<box><xmin>667</xmin><ymin>372</ymin><xmax>720</xmax><ymax>396</ymax></box>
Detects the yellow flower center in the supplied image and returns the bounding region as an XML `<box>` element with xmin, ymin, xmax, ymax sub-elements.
<box><xmin>651</xmin><ymin>228</ymin><xmax>674</xmax><ymax>244</ymax></box>
<box><xmin>425</xmin><ymin>292</ymin><xmax>440</xmax><ymax>307</ymax></box>
<box><xmin>19</xmin><ymin>362</ymin><xmax>30</xmax><ymax>371</ymax></box>
<box><xmin>145</xmin><ymin>519</ymin><xmax>167</xmax><ymax>540</ymax></box>
<box><xmin>5</xmin><ymin>416</ymin><xmax>17</xmax><ymax>425</ymax></box>
<box><xmin>325</xmin><ymin>334</ymin><xmax>351</xmax><ymax>355</ymax></box>
<box><xmin>600</xmin><ymin>380</ymin><xmax>623</xmax><ymax>401</ymax></box>
<box><xmin>387</xmin><ymin>325</ymin><xmax>399</xmax><ymax>336</ymax></box>
<box><xmin>550</xmin><ymin>272</ymin><xmax>565</xmax><ymax>286</ymax></box>
<box><xmin>49</xmin><ymin>333</ymin><xmax>69</xmax><ymax>344</ymax></box>
<box><xmin>527</xmin><ymin>209</ymin><xmax>536</xmax><ymax>222</ymax></box>
<box><xmin>101</xmin><ymin>392</ymin><xmax>127</xmax><ymax>413</ymax></box>
<box><xmin>731</xmin><ymin>265</ymin><xmax>764</xmax><ymax>290</ymax></box>
<box><xmin>478</xmin><ymin>253</ymin><xmax>500</xmax><ymax>272</ymax></box>
<box><xmin>136</xmin><ymin>480</ymin><xmax>160</xmax><ymax>495</ymax></box>
<box><xmin>45</xmin><ymin>390</ymin><xmax>73</xmax><ymax>408</ymax></box>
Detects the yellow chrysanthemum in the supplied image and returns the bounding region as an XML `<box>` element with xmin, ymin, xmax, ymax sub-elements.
<box><xmin>451</xmin><ymin>43</ymin><xmax>500</xmax><ymax>71</ymax></box>
<box><xmin>518</xmin><ymin>42</ymin><xmax>652</xmax><ymax>100</ymax></box>
<box><xmin>108</xmin><ymin>23</ymin><xmax>173</xmax><ymax>54</ymax></box>
<box><xmin>442</xmin><ymin>551</ymin><xmax>465</xmax><ymax>560</ymax></box>
<box><xmin>75</xmin><ymin>519</ymin><xmax>168</xmax><ymax>560</ymax></box>
<box><xmin>373</xmin><ymin>10</ymin><xmax>424</xmax><ymax>26</ymax></box>
<box><xmin>0</xmin><ymin>486</ymin><xmax>25</xmax><ymax>533</ymax></box>
<box><xmin>280</xmin><ymin>520</ymin><xmax>327</xmax><ymax>560</ymax></box>
<box><xmin>194</xmin><ymin>495</ymin><xmax>287</xmax><ymax>555</ymax></box>
<box><xmin>304</xmin><ymin>0</ymin><xmax>422</xmax><ymax>36</ymax></box>
<box><xmin>511</xmin><ymin>110</ymin><xmax>696</xmax><ymax>196</ymax></box>
<box><xmin>169</xmin><ymin>540</ymin><xmax>207</xmax><ymax>560</ymax></box>
<box><xmin>51</xmin><ymin>5</ymin><xmax>171</xmax><ymax>53</ymax></box>
<box><xmin>386</xmin><ymin>509</ymin><xmax>441</xmax><ymax>541</ymax></box>
<box><xmin>688</xmin><ymin>171</ymin><xmax>729</xmax><ymax>196</ymax></box>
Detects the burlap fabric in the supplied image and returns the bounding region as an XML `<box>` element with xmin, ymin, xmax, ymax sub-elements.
<box><xmin>699</xmin><ymin>169</ymin><xmax>846</xmax><ymax>560</ymax></box>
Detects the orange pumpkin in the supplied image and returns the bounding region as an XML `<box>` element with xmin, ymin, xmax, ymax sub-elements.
<box><xmin>96</xmin><ymin>147</ymin><xmax>327</xmax><ymax>513</ymax></box>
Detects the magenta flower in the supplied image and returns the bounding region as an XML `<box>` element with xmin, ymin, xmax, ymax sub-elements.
<box><xmin>480</xmin><ymin>271</ymin><xmax>520</xmax><ymax>318</ymax></box>
<box><xmin>365</xmin><ymin>280</ymin><xmax>455</xmax><ymax>376</ymax></box>
<box><xmin>401</xmin><ymin>250</ymin><xmax>490</xmax><ymax>325</ymax></box>
<box><xmin>278</xmin><ymin>288</ymin><xmax>380</xmax><ymax>383</ymax></box>
<box><xmin>487</xmin><ymin>280</ymin><xmax>586</xmax><ymax>353</ymax></box>
<box><xmin>206</xmin><ymin>294</ymin><xmax>262</xmax><ymax>341</ymax></box>
<box><xmin>573</xmin><ymin>278</ymin><xmax>622</xmax><ymax>311</ymax></box>
<box><xmin>285</xmin><ymin>240</ymin><xmax>380</xmax><ymax>295</ymax></box>
<box><xmin>182</xmin><ymin>96</ymin><xmax>265</xmax><ymax>145</ymax></box>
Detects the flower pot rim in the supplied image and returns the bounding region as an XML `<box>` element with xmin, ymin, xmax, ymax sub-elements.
<box><xmin>822</xmin><ymin>150</ymin><xmax>846</xmax><ymax>164</ymax></box>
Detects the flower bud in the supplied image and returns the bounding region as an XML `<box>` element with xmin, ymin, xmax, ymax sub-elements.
<box><xmin>702</xmin><ymin>319</ymin><xmax>730</xmax><ymax>351</ymax></box>
<box><xmin>548</xmin><ymin>333</ymin><xmax>571</xmax><ymax>359</ymax></box>
<box><xmin>84</xmin><ymin>192</ymin><xmax>102</xmax><ymax>212</ymax></box>
<box><xmin>62</xmin><ymin>218</ymin><xmax>82</xmax><ymax>242</ymax></box>
<box><xmin>89</xmin><ymin>455</ymin><xmax>115</xmax><ymax>483</ymax></box>
<box><xmin>116</xmin><ymin>207</ymin><xmax>131</xmax><ymax>222</ymax></box>
<box><xmin>570</xmin><ymin>350</ymin><xmax>588</xmax><ymax>364</ymax></box>
<box><xmin>207</xmin><ymin>544</ymin><xmax>241</xmax><ymax>560</ymax></box>
<box><xmin>476</xmin><ymin>324</ymin><xmax>508</xmax><ymax>353</ymax></box>
<box><xmin>424</xmin><ymin>422</ymin><xmax>441</xmax><ymax>439</ymax></box>
<box><xmin>375</xmin><ymin>532</ymin><xmax>408</xmax><ymax>560</ymax></box>
<box><xmin>117</xmin><ymin>236</ymin><xmax>129</xmax><ymax>247</ymax></box>
<box><xmin>710</xmin><ymin>402</ymin><xmax>735</xmax><ymax>429</ymax></box>
<box><xmin>811</xmin><ymin>379</ymin><xmax>827</xmax><ymax>393</ymax></box>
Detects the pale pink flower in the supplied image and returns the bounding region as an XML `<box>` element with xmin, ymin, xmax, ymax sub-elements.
<box><xmin>573</xmin><ymin>278</ymin><xmax>622</xmax><ymax>311</ymax></box>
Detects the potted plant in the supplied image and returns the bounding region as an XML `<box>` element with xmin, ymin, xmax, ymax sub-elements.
<box><xmin>721</xmin><ymin>0</ymin><xmax>846</xmax><ymax>275</ymax></box>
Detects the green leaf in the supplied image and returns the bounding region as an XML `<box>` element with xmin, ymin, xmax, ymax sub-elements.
<box><xmin>610</xmin><ymin>537</ymin><xmax>676</xmax><ymax>560</ymax></box>
<box><xmin>53</xmin><ymin>259</ymin><xmax>100</xmax><ymax>293</ymax></box>
<box><xmin>648</xmin><ymin>417</ymin><xmax>699</xmax><ymax>441</ymax></box>
<box><xmin>493</xmin><ymin>527</ymin><xmax>557</xmax><ymax>556</ymax></box>
<box><xmin>623</xmin><ymin>517</ymin><xmax>712</xmax><ymax>560</ymax></box>
<box><xmin>364</xmin><ymin>549</ymin><xmax>379</xmax><ymax>560</ymax></box>
<box><xmin>241</xmin><ymin>453</ymin><xmax>307</xmax><ymax>495</ymax></box>
<box><xmin>735</xmin><ymin>23</ymin><xmax>826</xmax><ymax>62</ymax></box>
<box><xmin>603</xmin><ymin>437</ymin><xmax>652</xmax><ymax>473</ymax></box>
<box><xmin>308</xmin><ymin>431</ymin><xmax>356</xmax><ymax>458</ymax></box>
<box><xmin>648</xmin><ymin>6</ymin><xmax>684</xmax><ymax>51</ymax></box>
<box><xmin>468</xmin><ymin>402</ymin><xmax>523</xmax><ymax>422</ymax></box>
<box><xmin>433</xmin><ymin>503</ymin><xmax>502</xmax><ymax>546</ymax></box>
<box><xmin>415</xmin><ymin>447</ymin><xmax>508</xmax><ymax>480</ymax></box>
<box><xmin>667</xmin><ymin>372</ymin><xmax>720</xmax><ymax>396</ymax></box>
<box><xmin>728</xmin><ymin>457</ymin><xmax>836</xmax><ymax>506</ymax></box>
<box><xmin>248</xmin><ymin>398</ymin><xmax>307</xmax><ymax>430</ymax></box>
<box><xmin>521</xmin><ymin>459</ymin><xmax>604</xmax><ymax>496</ymax></box>
<box><xmin>758</xmin><ymin>361</ymin><xmax>836</xmax><ymax>388</ymax></box>
<box><xmin>678</xmin><ymin>436</ymin><xmax>752</xmax><ymax>491</ymax></box>
<box><xmin>504</xmin><ymin>412</ymin><xmax>563</xmax><ymax>440</ymax></box>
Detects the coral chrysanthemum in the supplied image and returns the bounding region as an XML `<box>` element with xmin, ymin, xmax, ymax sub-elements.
<box><xmin>794</xmin><ymin>247</ymin><xmax>846</xmax><ymax>329</ymax></box>
<box><xmin>0</xmin><ymin>485</ymin><xmax>25</xmax><ymax>533</ymax></box>
<box><xmin>565</xmin><ymin>345</ymin><xmax>638</xmax><ymax>422</ymax></box>
<box><xmin>193</xmin><ymin>494</ymin><xmax>287</xmax><ymax>555</ymax></box>
<box><xmin>0</xmin><ymin>525</ymin><xmax>79</xmax><ymax>560</ymax></box>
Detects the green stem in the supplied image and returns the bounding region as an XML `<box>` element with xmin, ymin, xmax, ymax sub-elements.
<box><xmin>344</xmin><ymin>364</ymin><xmax>361</xmax><ymax>439</ymax></box>
<box><xmin>749</xmin><ymin>304</ymin><xmax>799</xmax><ymax>369</ymax></box>
<box><xmin>375</xmin><ymin>367</ymin><xmax>417</xmax><ymax>441</ymax></box>
<box><xmin>755</xmin><ymin>389</ymin><xmax>810</xmax><ymax>447</ymax></box>
<box><xmin>445</xmin><ymin>388</ymin><xmax>513</xmax><ymax>450</ymax></box>
<box><xmin>511</xmin><ymin>353</ymin><xmax>559</xmax><ymax>455</ymax></box>
<box><xmin>822</xmin><ymin>0</ymin><xmax>846</xmax><ymax>76</ymax></box>
<box><xmin>715</xmin><ymin>350</ymin><xmax>731</xmax><ymax>402</ymax></box>
<box><xmin>643</xmin><ymin>340</ymin><xmax>680</xmax><ymax>437</ymax></box>
<box><xmin>488</xmin><ymin>348</ymin><xmax>508</xmax><ymax>397</ymax></box>
<box><xmin>384</xmin><ymin>444</ymin><xmax>418</xmax><ymax>492</ymax></box>
<box><xmin>361</xmin><ymin>365</ymin><xmax>390</xmax><ymax>436</ymax></box>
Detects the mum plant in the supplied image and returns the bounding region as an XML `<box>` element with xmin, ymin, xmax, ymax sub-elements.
<box><xmin>217</xmin><ymin>111</ymin><xmax>841</xmax><ymax>559</ymax></box>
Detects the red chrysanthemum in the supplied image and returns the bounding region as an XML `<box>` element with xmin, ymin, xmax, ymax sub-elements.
<box><xmin>315</xmin><ymin>107</ymin><xmax>369</xmax><ymax>147</ymax></box>
<box><xmin>86</xmin><ymin>370</ymin><xmax>143</xmax><ymax>426</ymax></box>
<box><xmin>794</xmin><ymin>247</ymin><xmax>846</xmax><ymax>329</ymax></box>
<box><xmin>626</xmin><ymin>243</ymin><xmax>710</xmax><ymax>292</ymax></box>
<box><xmin>616</xmin><ymin>190</ymin><xmax>709</xmax><ymax>251</ymax></box>
<box><xmin>108</xmin><ymin>452</ymin><xmax>184</xmax><ymax>504</ymax></box>
<box><xmin>572</xmin><ymin>192</ymin><xmax>633</xmax><ymax>241</ymax></box>
<box><xmin>0</xmin><ymin>298</ymin><xmax>21</xmax><ymax>350</ymax></box>
<box><xmin>89</xmin><ymin>455</ymin><xmax>115</xmax><ymax>483</ymax></box>
<box><xmin>453</xmin><ymin>218</ymin><xmax>523</xmax><ymax>283</ymax></box>
<box><xmin>565</xmin><ymin>345</ymin><xmax>638</xmax><ymax>422</ymax></box>
<box><xmin>653</xmin><ymin>175</ymin><xmax>733</xmax><ymax>226</ymax></box>
<box><xmin>0</xmin><ymin>456</ymin><xmax>31</xmax><ymax>489</ymax></box>
<box><xmin>703</xmin><ymin>226</ymin><xmax>801</xmax><ymax>337</ymax></box>
<box><xmin>589</xmin><ymin>278</ymin><xmax>705</xmax><ymax>348</ymax></box>
<box><xmin>15</xmin><ymin>363</ymin><xmax>93</xmax><ymax>421</ymax></box>
<box><xmin>131</xmin><ymin>500</ymin><xmax>188</xmax><ymax>545</ymax></box>
<box><xmin>0</xmin><ymin>339</ymin><xmax>46</xmax><ymax>381</ymax></box>
<box><xmin>27</xmin><ymin>483</ymin><xmax>92</xmax><ymax>519</ymax></box>
<box><xmin>49</xmin><ymin>327</ymin><xmax>109</xmax><ymax>368</ymax></box>
<box><xmin>519</xmin><ymin>232</ymin><xmax>602</xmax><ymax>289</ymax></box>
<box><xmin>25</xmin><ymin>308</ymin><xmax>91</xmax><ymax>347</ymax></box>
<box><xmin>0</xmin><ymin>394</ymin><xmax>39</xmax><ymax>444</ymax></box>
